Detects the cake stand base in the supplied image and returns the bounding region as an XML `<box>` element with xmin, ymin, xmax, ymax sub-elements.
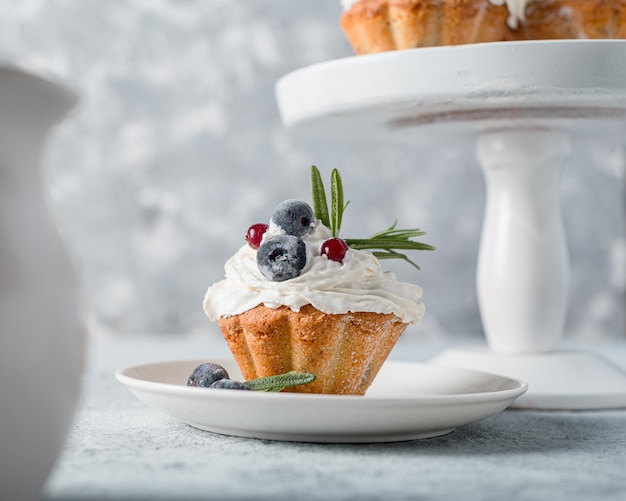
<box><xmin>429</xmin><ymin>348</ymin><xmax>626</xmax><ymax>410</ymax></box>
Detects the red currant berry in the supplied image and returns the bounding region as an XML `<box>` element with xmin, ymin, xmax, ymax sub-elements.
<box><xmin>321</xmin><ymin>238</ymin><xmax>349</xmax><ymax>263</ymax></box>
<box><xmin>245</xmin><ymin>223</ymin><xmax>268</xmax><ymax>250</ymax></box>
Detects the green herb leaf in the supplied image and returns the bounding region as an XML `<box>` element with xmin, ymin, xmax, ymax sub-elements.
<box><xmin>310</xmin><ymin>166</ymin><xmax>330</xmax><ymax>228</ymax></box>
<box><xmin>372</xmin><ymin>250</ymin><xmax>421</xmax><ymax>270</ymax></box>
<box><xmin>330</xmin><ymin>168</ymin><xmax>347</xmax><ymax>238</ymax></box>
<box><xmin>246</xmin><ymin>371</ymin><xmax>316</xmax><ymax>392</ymax></box>
<box><xmin>344</xmin><ymin>238</ymin><xmax>435</xmax><ymax>251</ymax></box>
<box><xmin>368</xmin><ymin>221</ymin><xmax>427</xmax><ymax>240</ymax></box>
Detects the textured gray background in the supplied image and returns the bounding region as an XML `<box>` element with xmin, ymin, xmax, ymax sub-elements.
<box><xmin>1</xmin><ymin>0</ymin><xmax>624</xmax><ymax>341</ymax></box>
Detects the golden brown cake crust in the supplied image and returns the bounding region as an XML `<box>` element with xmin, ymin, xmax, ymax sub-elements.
<box><xmin>520</xmin><ymin>0</ymin><xmax>626</xmax><ymax>40</ymax></box>
<box><xmin>340</xmin><ymin>0</ymin><xmax>626</xmax><ymax>54</ymax></box>
<box><xmin>340</xmin><ymin>0</ymin><xmax>510</xmax><ymax>53</ymax></box>
<box><xmin>218</xmin><ymin>304</ymin><xmax>407</xmax><ymax>395</ymax></box>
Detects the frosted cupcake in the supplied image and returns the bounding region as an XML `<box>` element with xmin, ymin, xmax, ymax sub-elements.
<box><xmin>340</xmin><ymin>0</ymin><xmax>626</xmax><ymax>54</ymax></box>
<box><xmin>203</xmin><ymin>167</ymin><xmax>433</xmax><ymax>395</ymax></box>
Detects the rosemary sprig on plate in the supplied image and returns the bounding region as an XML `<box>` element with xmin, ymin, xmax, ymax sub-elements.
<box><xmin>310</xmin><ymin>165</ymin><xmax>435</xmax><ymax>269</ymax></box>
<box><xmin>246</xmin><ymin>371</ymin><xmax>316</xmax><ymax>392</ymax></box>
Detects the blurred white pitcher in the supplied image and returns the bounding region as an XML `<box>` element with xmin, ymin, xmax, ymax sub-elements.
<box><xmin>0</xmin><ymin>64</ymin><xmax>84</xmax><ymax>500</ymax></box>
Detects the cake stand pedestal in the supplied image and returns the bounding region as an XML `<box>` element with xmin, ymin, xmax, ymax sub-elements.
<box><xmin>276</xmin><ymin>41</ymin><xmax>626</xmax><ymax>409</ymax></box>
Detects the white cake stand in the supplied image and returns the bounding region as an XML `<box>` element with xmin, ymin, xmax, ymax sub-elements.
<box><xmin>276</xmin><ymin>40</ymin><xmax>626</xmax><ymax>410</ymax></box>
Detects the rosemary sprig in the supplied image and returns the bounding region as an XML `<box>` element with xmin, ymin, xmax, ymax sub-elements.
<box><xmin>311</xmin><ymin>166</ymin><xmax>330</xmax><ymax>228</ymax></box>
<box><xmin>330</xmin><ymin>168</ymin><xmax>349</xmax><ymax>238</ymax></box>
<box><xmin>246</xmin><ymin>371</ymin><xmax>316</xmax><ymax>392</ymax></box>
<box><xmin>310</xmin><ymin>166</ymin><xmax>435</xmax><ymax>268</ymax></box>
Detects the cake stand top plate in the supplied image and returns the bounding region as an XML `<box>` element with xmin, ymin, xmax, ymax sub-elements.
<box><xmin>275</xmin><ymin>40</ymin><xmax>626</xmax><ymax>147</ymax></box>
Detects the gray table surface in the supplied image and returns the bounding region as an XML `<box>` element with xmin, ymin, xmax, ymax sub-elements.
<box><xmin>42</xmin><ymin>334</ymin><xmax>626</xmax><ymax>501</ymax></box>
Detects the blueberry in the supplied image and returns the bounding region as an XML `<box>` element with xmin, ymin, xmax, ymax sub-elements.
<box><xmin>210</xmin><ymin>379</ymin><xmax>253</xmax><ymax>390</ymax></box>
<box><xmin>271</xmin><ymin>200</ymin><xmax>315</xmax><ymax>237</ymax></box>
<box><xmin>187</xmin><ymin>362</ymin><xmax>229</xmax><ymax>387</ymax></box>
<box><xmin>257</xmin><ymin>235</ymin><xmax>307</xmax><ymax>282</ymax></box>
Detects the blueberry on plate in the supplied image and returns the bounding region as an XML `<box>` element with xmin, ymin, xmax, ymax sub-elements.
<box><xmin>257</xmin><ymin>234</ymin><xmax>307</xmax><ymax>282</ymax></box>
<box><xmin>187</xmin><ymin>362</ymin><xmax>229</xmax><ymax>387</ymax></box>
<box><xmin>271</xmin><ymin>199</ymin><xmax>315</xmax><ymax>238</ymax></box>
<box><xmin>210</xmin><ymin>379</ymin><xmax>252</xmax><ymax>390</ymax></box>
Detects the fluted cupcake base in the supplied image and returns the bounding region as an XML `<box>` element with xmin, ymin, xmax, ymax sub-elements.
<box><xmin>218</xmin><ymin>304</ymin><xmax>407</xmax><ymax>395</ymax></box>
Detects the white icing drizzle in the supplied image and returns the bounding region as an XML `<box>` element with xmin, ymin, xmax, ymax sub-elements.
<box><xmin>340</xmin><ymin>0</ymin><xmax>360</xmax><ymax>10</ymax></box>
<box><xmin>489</xmin><ymin>0</ymin><xmax>532</xmax><ymax>29</ymax></box>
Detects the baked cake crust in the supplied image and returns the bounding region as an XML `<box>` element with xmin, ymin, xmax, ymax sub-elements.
<box><xmin>519</xmin><ymin>0</ymin><xmax>626</xmax><ymax>40</ymax></box>
<box><xmin>218</xmin><ymin>304</ymin><xmax>407</xmax><ymax>395</ymax></box>
<box><xmin>340</xmin><ymin>0</ymin><xmax>626</xmax><ymax>54</ymax></box>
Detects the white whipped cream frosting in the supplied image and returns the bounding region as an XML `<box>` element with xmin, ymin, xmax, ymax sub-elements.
<box><xmin>203</xmin><ymin>222</ymin><xmax>425</xmax><ymax>324</ymax></box>
<box><xmin>340</xmin><ymin>0</ymin><xmax>533</xmax><ymax>30</ymax></box>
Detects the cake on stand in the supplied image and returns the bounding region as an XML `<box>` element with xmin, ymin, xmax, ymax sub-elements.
<box><xmin>275</xmin><ymin>40</ymin><xmax>626</xmax><ymax>410</ymax></box>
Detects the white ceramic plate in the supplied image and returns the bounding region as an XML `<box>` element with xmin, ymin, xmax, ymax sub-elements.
<box><xmin>116</xmin><ymin>358</ymin><xmax>527</xmax><ymax>443</ymax></box>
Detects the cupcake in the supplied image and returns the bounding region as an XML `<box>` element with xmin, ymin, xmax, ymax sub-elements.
<box><xmin>203</xmin><ymin>167</ymin><xmax>432</xmax><ymax>395</ymax></box>
<box><xmin>339</xmin><ymin>0</ymin><xmax>626</xmax><ymax>54</ymax></box>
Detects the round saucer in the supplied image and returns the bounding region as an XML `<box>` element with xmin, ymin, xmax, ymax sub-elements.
<box><xmin>116</xmin><ymin>358</ymin><xmax>527</xmax><ymax>443</ymax></box>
